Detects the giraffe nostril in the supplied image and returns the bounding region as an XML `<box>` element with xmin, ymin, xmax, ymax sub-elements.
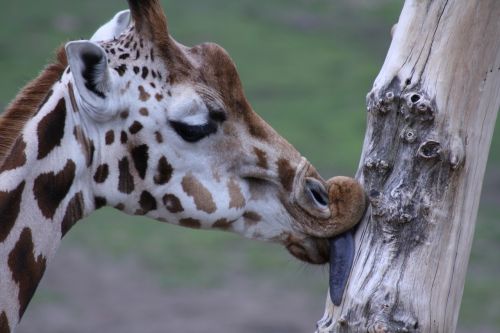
<box><xmin>305</xmin><ymin>177</ymin><xmax>329</xmax><ymax>209</ymax></box>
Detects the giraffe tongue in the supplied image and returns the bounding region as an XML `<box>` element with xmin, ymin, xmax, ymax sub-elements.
<box><xmin>328</xmin><ymin>230</ymin><xmax>355</xmax><ymax>306</ymax></box>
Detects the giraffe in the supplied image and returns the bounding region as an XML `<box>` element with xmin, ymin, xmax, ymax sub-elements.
<box><xmin>0</xmin><ymin>1</ymin><xmax>366</xmax><ymax>331</ymax></box>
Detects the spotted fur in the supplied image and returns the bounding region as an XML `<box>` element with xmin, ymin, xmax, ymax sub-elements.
<box><xmin>8</xmin><ymin>228</ymin><xmax>47</xmax><ymax>318</ymax></box>
<box><xmin>0</xmin><ymin>138</ymin><xmax>26</xmax><ymax>173</ymax></box>
<box><xmin>118</xmin><ymin>157</ymin><xmax>135</xmax><ymax>194</ymax></box>
<box><xmin>36</xmin><ymin>97</ymin><xmax>66</xmax><ymax>160</ymax></box>
<box><xmin>33</xmin><ymin>160</ymin><xmax>76</xmax><ymax>219</ymax></box>
<box><xmin>181</xmin><ymin>174</ymin><xmax>217</xmax><ymax>214</ymax></box>
<box><xmin>153</xmin><ymin>156</ymin><xmax>173</xmax><ymax>185</ymax></box>
<box><xmin>0</xmin><ymin>182</ymin><xmax>25</xmax><ymax>242</ymax></box>
<box><xmin>61</xmin><ymin>192</ymin><xmax>84</xmax><ymax>237</ymax></box>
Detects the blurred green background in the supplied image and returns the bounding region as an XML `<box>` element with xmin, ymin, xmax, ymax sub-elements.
<box><xmin>1</xmin><ymin>0</ymin><xmax>498</xmax><ymax>332</ymax></box>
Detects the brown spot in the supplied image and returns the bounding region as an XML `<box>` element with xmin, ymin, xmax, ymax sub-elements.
<box><xmin>277</xmin><ymin>158</ymin><xmax>295</xmax><ymax>192</ymax></box>
<box><xmin>0</xmin><ymin>137</ymin><xmax>27</xmax><ymax>173</ymax></box>
<box><xmin>114</xmin><ymin>64</ymin><xmax>127</xmax><ymax>76</ymax></box>
<box><xmin>33</xmin><ymin>159</ymin><xmax>76</xmax><ymax>219</ymax></box>
<box><xmin>213</xmin><ymin>218</ymin><xmax>234</xmax><ymax>230</ymax></box>
<box><xmin>87</xmin><ymin>140</ymin><xmax>95</xmax><ymax>167</ymax></box>
<box><xmin>253</xmin><ymin>147</ymin><xmax>268</xmax><ymax>169</ymax></box>
<box><xmin>0</xmin><ymin>311</ymin><xmax>9</xmax><ymax>333</ymax></box>
<box><xmin>129</xmin><ymin>121</ymin><xmax>144</xmax><ymax>134</ymax></box>
<box><xmin>181</xmin><ymin>174</ymin><xmax>217</xmax><ymax>214</ymax></box>
<box><xmin>105</xmin><ymin>130</ymin><xmax>115</xmax><ymax>145</ymax></box>
<box><xmin>118</xmin><ymin>157</ymin><xmax>135</xmax><ymax>194</ymax></box>
<box><xmin>139</xmin><ymin>191</ymin><xmax>157</xmax><ymax>213</ymax></box>
<box><xmin>179</xmin><ymin>218</ymin><xmax>201</xmax><ymax>229</ymax></box>
<box><xmin>0</xmin><ymin>181</ymin><xmax>25</xmax><ymax>243</ymax></box>
<box><xmin>120</xmin><ymin>110</ymin><xmax>129</xmax><ymax>119</ymax></box>
<box><xmin>243</xmin><ymin>211</ymin><xmax>262</xmax><ymax>226</ymax></box>
<box><xmin>8</xmin><ymin>227</ymin><xmax>47</xmax><ymax>318</ymax></box>
<box><xmin>131</xmin><ymin>145</ymin><xmax>149</xmax><ymax>179</ymax></box>
<box><xmin>154</xmin><ymin>156</ymin><xmax>173</xmax><ymax>185</ymax></box>
<box><xmin>162</xmin><ymin>194</ymin><xmax>184</xmax><ymax>213</ymax></box>
<box><xmin>37</xmin><ymin>97</ymin><xmax>66</xmax><ymax>160</ymax></box>
<box><xmin>93</xmin><ymin>164</ymin><xmax>109</xmax><ymax>183</ymax></box>
<box><xmin>138</xmin><ymin>85</ymin><xmax>150</xmax><ymax>101</ymax></box>
<box><xmin>228</xmin><ymin>179</ymin><xmax>245</xmax><ymax>209</ymax></box>
<box><xmin>243</xmin><ymin>111</ymin><xmax>269</xmax><ymax>140</ymax></box>
<box><xmin>155</xmin><ymin>131</ymin><xmax>164</xmax><ymax>143</ymax></box>
<box><xmin>73</xmin><ymin>126</ymin><xmax>94</xmax><ymax>167</ymax></box>
<box><xmin>61</xmin><ymin>192</ymin><xmax>84</xmax><ymax>237</ymax></box>
<box><xmin>94</xmin><ymin>197</ymin><xmax>107</xmax><ymax>209</ymax></box>
<box><xmin>141</xmin><ymin>66</ymin><xmax>149</xmax><ymax>79</ymax></box>
<box><xmin>120</xmin><ymin>131</ymin><xmax>128</xmax><ymax>144</ymax></box>
<box><xmin>155</xmin><ymin>93</ymin><xmax>164</xmax><ymax>101</ymax></box>
<box><xmin>119</xmin><ymin>53</ymin><xmax>130</xmax><ymax>60</ymax></box>
<box><xmin>115</xmin><ymin>203</ymin><xmax>125</xmax><ymax>211</ymax></box>
<box><xmin>139</xmin><ymin>107</ymin><xmax>149</xmax><ymax>116</ymax></box>
<box><xmin>67</xmin><ymin>82</ymin><xmax>79</xmax><ymax>112</ymax></box>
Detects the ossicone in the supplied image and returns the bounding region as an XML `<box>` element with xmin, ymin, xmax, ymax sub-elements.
<box><xmin>126</xmin><ymin>0</ymin><xmax>169</xmax><ymax>39</ymax></box>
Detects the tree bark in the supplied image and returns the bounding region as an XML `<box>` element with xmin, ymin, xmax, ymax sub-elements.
<box><xmin>317</xmin><ymin>1</ymin><xmax>500</xmax><ymax>332</ymax></box>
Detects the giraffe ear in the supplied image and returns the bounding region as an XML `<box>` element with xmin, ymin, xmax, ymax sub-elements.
<box><xmin>91</xmin><ymin>10</ymin><xmax>131</xmax><ymax>42</ymax></box>
<box><xmin>65</xmin><ymin>41</ymin><xmax>115</xmax><ymax>121</ymax></box>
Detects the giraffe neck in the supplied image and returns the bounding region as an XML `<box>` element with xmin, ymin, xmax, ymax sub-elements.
<box><xmin>0</xmin><ymin>77</ymin><xmax>95</xmax><ymax>331</ymax></box>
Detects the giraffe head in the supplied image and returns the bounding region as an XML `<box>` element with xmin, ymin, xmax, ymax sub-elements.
<box><xmin>64</xmin><ymin>0</ymin><xmax>349</xmax><ymax>264</ymax></box>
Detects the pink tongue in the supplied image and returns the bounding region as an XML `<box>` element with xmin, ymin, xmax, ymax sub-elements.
<box><xmin>329</xmin><ymin>231</ymin><xmax>355</xmax><ymax>306</ymax></box>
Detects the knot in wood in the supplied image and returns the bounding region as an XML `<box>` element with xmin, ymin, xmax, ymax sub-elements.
<box><xmin>366</xmin><ymin>90</ymin><xmax>398</xmax><ymax>115</ymax></box>
<box><xmin>338</xmin><ymin>316</ymin><xmax>348</xmax><ymax>326</ymax></box>
<box><xmin>400</xmin><ymin>126</ymin><xmax>417</xmax><ymax>143</ymax></box>
<box><xmin>402</xmin><ymin>91</ymin><xmax>435</xmax><ymax>122</ymax></box>
<box><xmin>418</xmin><ymin>140</ymin><xmax>441</xmax><ymax>159</ymax></box>
<box><xmin>364</xmin><ymin>158</ymin><xmax>392</xmax><ymax>175</ymax></box>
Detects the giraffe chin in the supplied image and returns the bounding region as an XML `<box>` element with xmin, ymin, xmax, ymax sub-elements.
<box><xmin>284</xmin><ymin>235</ymin><xmax>330</xmax><ymax>265</ymax></box>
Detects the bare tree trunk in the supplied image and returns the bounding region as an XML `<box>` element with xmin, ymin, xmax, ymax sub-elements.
<box><xmin>317</xmin><ymin>1</ymin><xmax>500</xmax><ymax>332</ymax></box>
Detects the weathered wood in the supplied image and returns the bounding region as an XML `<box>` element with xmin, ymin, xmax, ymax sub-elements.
<box><xmin>317</xmin><ymin>0</ymin><xmax>500</xmax><ymax>332</ymax></box>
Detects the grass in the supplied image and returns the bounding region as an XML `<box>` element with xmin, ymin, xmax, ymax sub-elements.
<box><xmin>1</xmin><ymin>0</ymin><xmax>499</xmax><ymax>329</ymax></box>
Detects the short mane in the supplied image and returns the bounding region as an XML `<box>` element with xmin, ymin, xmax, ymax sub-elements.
<box><xmin>0</xmin><ymin>46</ymin><xmax>67</xmax><ymax>163</ymax></box>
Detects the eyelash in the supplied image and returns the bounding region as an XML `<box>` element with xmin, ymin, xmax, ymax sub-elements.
<box><xmin>169</xmin><ymin>119</ymin><xmax>218</xmax><ymax>143</ymax></box>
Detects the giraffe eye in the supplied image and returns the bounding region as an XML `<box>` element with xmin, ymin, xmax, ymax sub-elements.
<box><xmin>169</xmin><ymin>120</ymin><xmax>218</xmax><ymax>143</ymax></box>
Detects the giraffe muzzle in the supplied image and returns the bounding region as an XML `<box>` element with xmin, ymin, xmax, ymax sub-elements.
<box><xmin>293</xmin><ymin>160</ymin><xmax>367</xmax><ymax>239</ymax></box>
